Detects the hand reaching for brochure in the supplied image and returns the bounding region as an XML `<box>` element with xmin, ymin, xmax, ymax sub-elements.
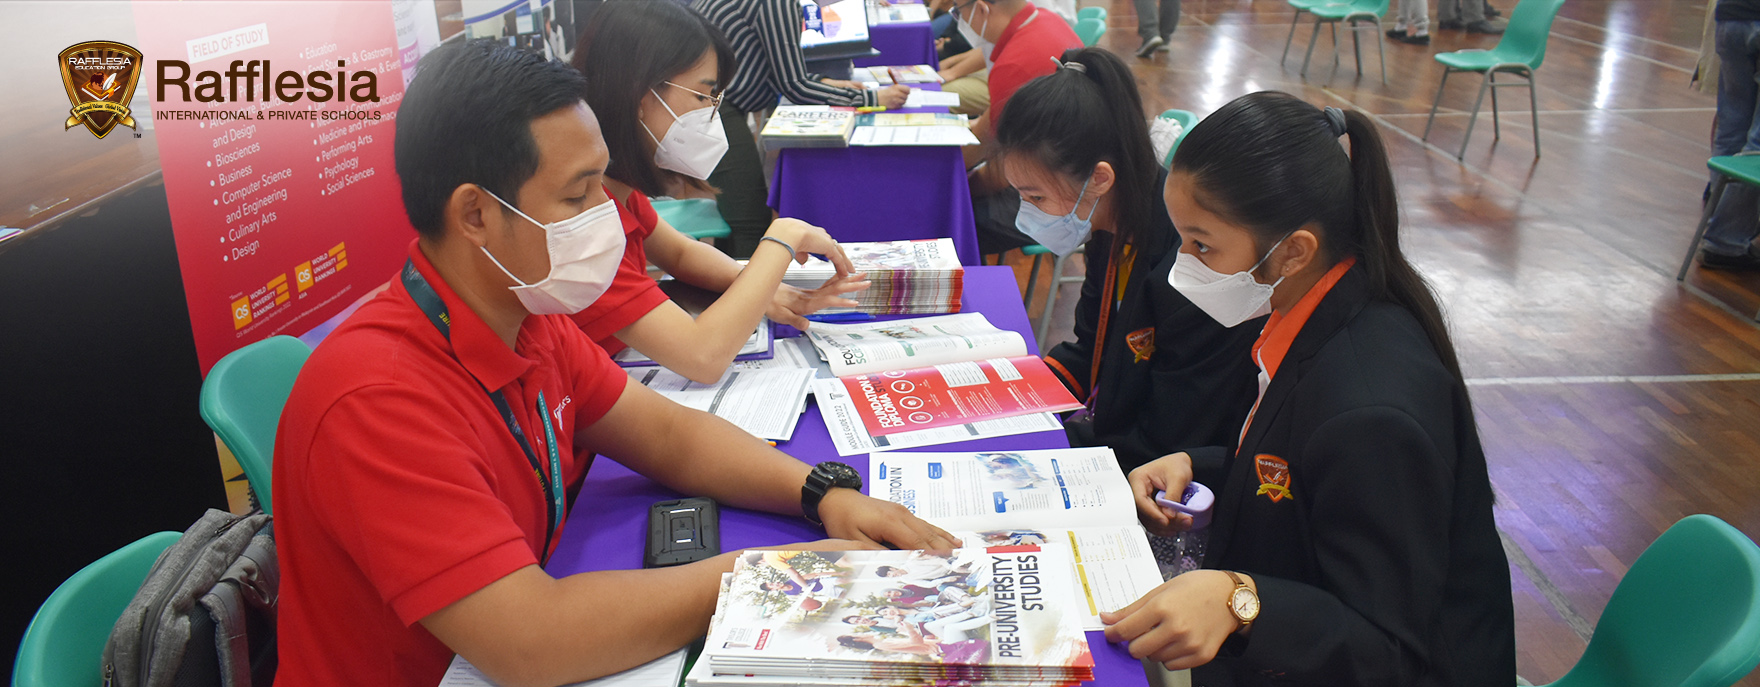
<box><xmin>1102</xmin><ymin>570</ymin><xmax>1251</xmax><ymax>670</ymax></box>
<box><xmin>1130</xmin><ymin>453</ymin><xmax>1197</xmax><ymax>537</ymax></box>
<box><xmin>768</xmin><ymin>273</ymin><xmax>872</xmax><ymax>330</ymax></box>
<box><xmin>816</xmin><ymin>488</ymin><xmax>962</xmax><ymax>551</ymax></box>
<box><xmin>763</xmin><ymin>218</ymin><xmax>856</xmax><ymax>276</ymax></box>
<box><xmin>878</xmin><ymin>85</ymin><xmax>910</xmax><ymax>110</ymax></box>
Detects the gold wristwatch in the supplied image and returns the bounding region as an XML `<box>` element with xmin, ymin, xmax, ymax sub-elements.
<box><xmin>1223</xmin><ymin>571</ymin><xmax>1260</xmax><ymax>632</ymax></box>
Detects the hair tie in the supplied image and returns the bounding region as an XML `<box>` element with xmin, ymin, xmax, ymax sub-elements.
<box><xmin>1052</xmin><ymin>56</ymin><xmax>1087</xmax><ymax>73</ymax></box>
<box><xmin>1323</xmin><ymin>106</ymin><xmax>1347</xmax><ymax>137</ymax></box>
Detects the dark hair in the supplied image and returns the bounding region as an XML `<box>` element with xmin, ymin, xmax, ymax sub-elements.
<box><xmin>1171</xmin><ymin>92</ymin><xmax>1463</xmax><ymax>382</ymax></box>
<box><xmin>993</xmin><ymin>48</ymin><xmax>1164</xmax><ymax>255</ymax></box>
<box><xmin>574</xmin><ymin>0</ymin><xmax>735</xmax><ymax>197</ymax></box>
<box><xmin>395</xmin><ymin>39</ymin><xmax>589</xmax><ymax>239</ymax></box>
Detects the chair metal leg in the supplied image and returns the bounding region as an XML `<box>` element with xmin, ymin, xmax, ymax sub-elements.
<box><xmin>1035</xmin><ymin>253</ymin><xmax>1070</xmax><ymax>351</ymax></box>
<box><xmin>1301</xmin><ymin>18</ymin><xmax>1324</xmax><ymax>77</ymax></box>
<box><xmin>1528</xmin><ymin>71</ymin><xmax>1541</xmax><ymax>158</ymax></box>
<box><xmin>1458</xmin><ymin>71</ymin><xmax>1492</xmax><ymax>159</ymax></box>
<box><xmin>1023</xmin><ymin>252</ymin><xmax>1044</xmax><ymax>307</ymax></box>
<box><xmin>1351</xmin><ymin>20</ymin><xmax>1363</xmax><ymax>76</ymax></box>
<box><xmin>1376</xmin><ymin>21</ymin><xmax>1387</xmax><ymax>84</ymax></box>
<box><xmin>1331</xmin><ymin>21</ymin><xmax>1341</xmax><ymax>68</ymax></box>
<box><xmin>1282</xmin><ymin>10</ymin><xmax>1304</xmax><ymax>65</ymax></box>
<box><xmin>1489</xmin><ymin>70</ymin><xmax>1501</xmax><ymax>140</ymax></box>
<box><xmin>1423</xmin><ymin>68</ymin><xmax>1451</xmax><ymax>141</ymax></box>
<box><xmin>1678</xmin><ymin>176</ymin><xmax>1729</xmax><ymax>281</ymax></box>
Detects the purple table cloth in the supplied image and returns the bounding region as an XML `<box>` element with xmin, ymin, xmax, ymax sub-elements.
<box><xmin>767</xmin><ymin>84</ymin><xmax>979</xmax><ymax>265</ymax></box>
<box><xmin>856</xmin><ymin>20</ymin><xmax>940</xmax><ymax>69</ymax></box>
<box><xmin>548</xmin><ymin>266</ymin><xmax>1149</xmax><ymax>687</ymax></box>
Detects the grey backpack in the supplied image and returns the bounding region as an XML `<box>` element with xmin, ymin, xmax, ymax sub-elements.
<box><xmin>102</xmin><ymin>509</ymin><xmax>278</xmax><ymax>687</ymax></box>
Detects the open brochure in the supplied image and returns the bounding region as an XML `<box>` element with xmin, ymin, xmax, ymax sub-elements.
<box><xmin>805</xmin><ymin>313</ymin><xmax>1026</xmax><ymax>378</ymax></box>
<box><xmin>441</xmin><ymin>648</ymin><xmax>687</xmax><ymax>687</ymax></box>
<box><xmin>628</xmin><ymin>367</ymin><xmax>815</xmax><ymax>442</ymax></box>
<box><xmin>834</xmin><ymin>356</ymin><xmax>1083</xmax><ymax>437</ymax></box>
<box><xmin>813</xmin><ymin>377</ymin><xmax>1063</xmax><ymax>456</ymax></box>
<box><xmin>869</xmin><ymin>449</ymin><xmax>1165</xmax><ymax>630</ymax></box>
<box><xmin>694</xmin><ymin>548</ymin><xmax>1093</xmax><ymax>684</ymax></box>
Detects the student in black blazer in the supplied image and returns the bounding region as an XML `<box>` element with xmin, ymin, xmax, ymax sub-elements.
<box><xmin>1100</xmin><ymin>92</ymin><xmax>1516</xmax><ymax>686</ymax></box>
<box><xmin>990</xmin><ymin>48</ymin><xmax>1261</xmax><ymax>472</ymax></box>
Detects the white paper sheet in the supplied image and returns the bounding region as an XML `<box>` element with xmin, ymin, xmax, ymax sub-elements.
<box><xmin>631</xmin><ymin>367</ymin><xmax>816</xmax><ymax>441</ymax></box>
<box><xmin>903</xmin><ymin>89</ymin><xmax>961</xmax><ymax>108</ymax></box>
<box><xmin>849</xmin><ymin>125</ymin><xmax>980</xmax><ymax>147</ymax></box>
<box><xmin>441</xmin><ymin>648</ymin><xmax>687</xmax><ymax>687</ymax></box>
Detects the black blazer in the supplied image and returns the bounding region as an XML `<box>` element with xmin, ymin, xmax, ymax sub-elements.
<box><xmin>1187</xmin><ymin>264</ymin><xmax>1515</xmax><ymax>687</ymax></box>
<box><xmin>1045</xmin><ymin>173</ymin><xmax>1262</xmax><ymax>472</ymax></box>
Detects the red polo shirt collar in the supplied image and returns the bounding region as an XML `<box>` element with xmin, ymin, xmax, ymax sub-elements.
<box><xmin>401</xmin><ymin>239</ymin><xmax>536</xmax><ymax>393</ymax></box>
<box><xmin>990</xmin><ymin>1</ymin><xmax>1043</xmax><ymax>59</ymax></box>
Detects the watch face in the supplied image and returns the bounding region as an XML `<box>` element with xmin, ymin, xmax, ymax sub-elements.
<box><xmin>820</xmin><ymin>462</ymin><xmax>863</xmax><ymax>489</ymax></box>
<box><xmin>1231</xmin><ymin>587</ymin><xmax>1260</xmax><ymax>621</ymax></box>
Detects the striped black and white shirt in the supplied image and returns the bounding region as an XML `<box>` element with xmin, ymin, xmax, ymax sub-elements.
<box><xmin>693</xmin><ymin>0</ymin><xmax>879</xmax><ymax>112</ymax></box>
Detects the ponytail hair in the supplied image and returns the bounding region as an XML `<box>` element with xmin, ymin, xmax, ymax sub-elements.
<box><xmin>1171</xmin><ymin>92</ymin><xmax>1463</xmax><ymax>383</ymax></box>
<box><xmin>993</xmin><ymin>48</ymin><xmax>1166</xmax><ymax>254</ymax></box>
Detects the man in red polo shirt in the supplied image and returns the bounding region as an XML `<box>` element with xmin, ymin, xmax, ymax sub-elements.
<box><xmin>937</xmin><ymin>0</ymin><xmax>1084</xmax><ymax>255</ymax></box>
<box><xmin>273</xmin><ymin>40</ymin><xmax>958</xmax><ymax>687</ymax></box>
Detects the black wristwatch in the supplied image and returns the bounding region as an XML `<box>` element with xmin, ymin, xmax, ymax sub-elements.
<box><xmin>802</xmin><ymin>462</ymin><xmax>863</xmax><ymax>525</ymax></box>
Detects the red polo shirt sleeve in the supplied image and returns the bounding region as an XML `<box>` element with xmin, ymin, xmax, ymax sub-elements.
<box><xmin>303</xmin><ymin>384</ymin><xmax>541</xmax><ymax>626</ymax></box>
<box><xmin>986</xmin><ymin>7</ymin><xmax>1083</xmax><ymax>127</ymax></box>
<box><xmin>570</xmin><ymin>190</ymin><xmax>670</xmax><ymax>354</ymax></box>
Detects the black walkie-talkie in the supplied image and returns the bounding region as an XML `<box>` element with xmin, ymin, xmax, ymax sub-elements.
<box><xmin>645</xmin><ymin>497</ymin><xmax>720</xmax><ymax>568</ymax></box>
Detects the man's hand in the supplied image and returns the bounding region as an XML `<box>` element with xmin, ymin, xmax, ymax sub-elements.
<box><xmin>816</xmin><ymin>488</ymin><xmax>961</xmax><ymax>549</ymax></box>
<box><xmin>1102</xmin><ymin>570</ymin><xmax>1251</xmax><ymax>670</ymax></box>
<box><xmin>1129</xmin><ymin>452</ymin><xmax>1197</xmax><ymax>537</ymax></box>
<box><xmin>767</xmin><ymin>274</ymin><xmax>871</xmax><ymax>330</ymax></box>
<box><xmin>878</xmin><ymin>84</ymin><xmax>911</xmax><ymax>109</ymax></box>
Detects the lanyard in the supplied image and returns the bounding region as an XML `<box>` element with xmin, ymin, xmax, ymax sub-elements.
<box><xmin>401</xmin><ymin>259</ymin><xmax>566</xmax><ymax>564</ymax></box>
<box><xmin>1086</xmin><ymin>241</ymin><xmax>1130</xmax><ymax>409</ymax></box>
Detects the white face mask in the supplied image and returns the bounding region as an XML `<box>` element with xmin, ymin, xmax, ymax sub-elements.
<box><xmin>956</xmin><ymin>4</ymin><xmax>995</xmax><ymax>63</ymax></box>
<box><xmin>1015</xmin><ymin>176</ymin><xmax>1096</xmax><ymax>256</ymax></box>
<box><xmin>480</xmin><ymin>189</ymin><xmax>626</xmax><ymax>315</ymax></box>
<box><xmin>642</xmin><ymin>86</ymin><xmax>729</xmax><ymax>180</ymax></box>
<box><xmin>1169</xmin><ymin>235</ymin><xmax>1290</xmax><ymax>328</ymax></box>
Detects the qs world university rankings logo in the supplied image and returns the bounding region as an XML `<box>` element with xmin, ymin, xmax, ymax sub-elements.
<box><xmin>59</xmin><ymin>40</ymin><xmax>144</xmax><ymax>139</ymax></box>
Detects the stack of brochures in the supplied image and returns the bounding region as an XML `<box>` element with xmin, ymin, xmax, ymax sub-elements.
<box><xmin>870</xmin><ymin>449</ymin><xmax>1167</xmax><ymax>631</ymax></box>
<box><xmin>686</xmin><ymin>548</ymin><xmax>1095</xmax><ymax>686</ymax></box>
<box><xmin>853</xmin><ymin>64</ymin><xmax>941</xmax><ymax>85</ymax></box>
<box><xmin>784</xmin><ymin>239</ymin><xmax>963</xmax><ymax>315</ymax></box>
<box><xmin>760</xmin><ymin>106</ymin><xmax>858</xmax><ymax>149</ymax></box>
<box><xmin>850</xmin><ymin>112</ymin><xmax>979</xmax><ymax>147</ymax></box>
<box><xmin>805</xmin><ymin>313</ymin><xmax>1083</xmax><ymax>455</ymax></box>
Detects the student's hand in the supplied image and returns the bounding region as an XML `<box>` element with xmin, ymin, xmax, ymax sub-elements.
<box><xmin>767</xmin><ymin>274</ymin><xmax>872</xmax><ymax>329</ymax></box>
<box><xmin>817</xmin><ymin>488</ymin><xmax>962</xmax><ymax>550</ymax></box>
<box><xmin>1102</xmin><ymin>570</ymin><xmax>1250</xmax><ymax>670</ymax></box>
<box><xmin>935</xmin><ymin>37</ymin><xmax>950</xmax><ymax>51</ymax></box>
<box><xmin>763</xmin><ymin>218</ymin><xmax>856</xmax><ymax>275</ymax></box>
<box><xmin>1129</xmin><ymin>453</ymin><xmax>1197</xmax><ymax>537</ymax></box>
<box><xmin>878</xmin><ymin>85</ymin><xmax>911</xmax><ymax>109</ymax></box>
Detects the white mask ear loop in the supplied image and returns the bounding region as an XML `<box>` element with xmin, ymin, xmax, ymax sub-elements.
<box><xmin>640</xmin><ymin>88</ymin><xmax>684</xmax><ymax>147</ymax></box>
<box><xmin>1073</xmin><ymin>177</ymin><xmax>1098</xmax><ymax>223</ymax></box>
<box><xmin>1248</xmin><ymin>231</ymin><xmax>1296</xmax><ymax>287</ymax></box>
<box><xmin>477</xmin><ymin>187</ymin><xmax>548</xmax><ymax>287</ymax></box>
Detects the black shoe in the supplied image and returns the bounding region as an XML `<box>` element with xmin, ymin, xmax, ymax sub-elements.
<box><xmin>1485</xmin><ymin>5</ymin><xmax>1502</xmax><ymax>17</ymax></box>
<box><xmin>1465</xmin><ymin>19</ymin><xmax>1506</xmax><ymax>34</ymax></box>
<box><xmin>1397</xmin><ymin>32</ymin><xmax>1432</xmax><ymax>45</ymax></box>
<box><xmin>1386</xmin><ymin>28</ymin><xmax>1408</xmax><ymax>38</ymax></box>
<box><xmin>1135</xmin><ymin>35</ymin><xmax>1165</xmax><ymax>58</ymax></box>
<box><xmin>1438</xmin><ymin>18</ymin><xmax>1464</xmax><ymax>29</ymax></box>
<box><xmin>1700</xmin><ymin>250</ymin><xmax>1760</xmax><ymax>271</ymax></box>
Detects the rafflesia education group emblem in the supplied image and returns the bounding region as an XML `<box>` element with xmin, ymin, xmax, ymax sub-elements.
<box><xmin>59</xmin><ymin>40</ymin><xmax>144</xmax><ymax>139</ymax></box>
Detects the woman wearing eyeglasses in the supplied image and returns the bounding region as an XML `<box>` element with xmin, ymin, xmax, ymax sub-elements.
<box><xmin>569</xmin><ymin>1</ymin><xmax>871</xmax><ymax>384</ymax></box>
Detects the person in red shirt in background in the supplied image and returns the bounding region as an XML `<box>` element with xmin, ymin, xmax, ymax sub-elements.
<box><xmin>931</xmin><ymin>0</ymin><xmax>1085</xmax><ymax>257</ymax></box>
<box><xmin>570</xmin><ymin>1</ymin><xmax>873</xmax><ymax>383</ymax></box>
<box><xmin>273</xmin><ymin>39</ymin><xmax>958</xmax><ymax>687</ymax></box>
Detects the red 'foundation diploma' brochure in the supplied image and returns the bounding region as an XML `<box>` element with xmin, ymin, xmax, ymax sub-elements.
<box><xmin>839</xmin><ymin>356</ymin><xmax>1082</xmax><ymax>437</ymax></box>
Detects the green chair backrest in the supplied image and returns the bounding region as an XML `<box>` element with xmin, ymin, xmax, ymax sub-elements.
<box><xmin>1361</xmin><ymin>0</ymin><xmax>1391</xmax><ymax>16</ymax></box>
<box><xmin>651</xmin><ymin>197</ymin><xmax>733</xmax><ymax>240</ymax></box>
<box><xmin>1547</xmin><ymin>514</ymin><xmax>1760</xmax><ymax>687</ymax></box>
<box><xmin>1076</xmin><ymin>6</ymin><xmax>1107</xmax><ymax>21</ymax></box>
<box><xmin>13</xmin><ymin>532</ymin><xmax>182</xmax><ymax>687</ymax></box>
<box><xmin>1494</xmin><ymin>0</ymin><xmax>1567</xmax><ymax>70</ymax></box>
<box><xmin>1157</xmin><ymin>109</ymin><xmax>1200</xmax><ymax>168</ymax></box>
<box><xmin>199</xmin><ymin>335</ymin><xmax>311</xmax><ymax>515</ymax></box>
<box><xmin>1075</xmin><ymin>17</ymin><xmax>1107</xmax><ymax>47</ymax></box>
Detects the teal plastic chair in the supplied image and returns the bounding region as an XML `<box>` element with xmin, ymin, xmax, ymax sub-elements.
<box><xmin>1678</xmin><ymin>155</ymin><xmax>1760</xmax><ymax>320</ymax></box>
<box><xmin>1421</xmin><ymin>0</ymin><xmax>1567</xmax><ymax>159</ymax></box>
<box><xmin>1280</xmin><ymin>0</ymin><xmax>1341</xmax><ymax>66</ymax></box>
<box><xmin>199</xmin><ymin>335</ymin><xmax>311</xmax><ymax>515</ymax></box>
<box><xmin>13</xmin><ymin>531</ymin><xmax>182</xmax><ymax>687</ymax></box>
<box><xmin>1156</xmin><ymin>109</ymin><xmax>1199</xmax><ymax>169</ymax></box>
<box><xmin>651</xmin><ymin>198</ymin><xmax>733</xmax><ymax>243</ymax></box>
<box><xmin>1076</xmin><ymin>6</ymin><xmax>1107</xmax><ymax>22</ymax></box>
<box><xmin>1296</xmin><ymin>0</ymin><xmax>1390</xmax><ymax>84</ymax></box>
<box><xmin>1075</xmin><ymin>17</ymin><xmax>1107</xmax><ymax>48</ymax></box>
<box><xmin>1534</xmin><ymin>514</ymin><xmax>1760</xmax><ymax>687</ymax></box>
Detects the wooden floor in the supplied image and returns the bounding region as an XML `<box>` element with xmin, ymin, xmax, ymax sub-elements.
<box><xmin>1002</xmin><ymin>0</ymin><xmax>1760</xmax><ymax>681</ymax></box>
